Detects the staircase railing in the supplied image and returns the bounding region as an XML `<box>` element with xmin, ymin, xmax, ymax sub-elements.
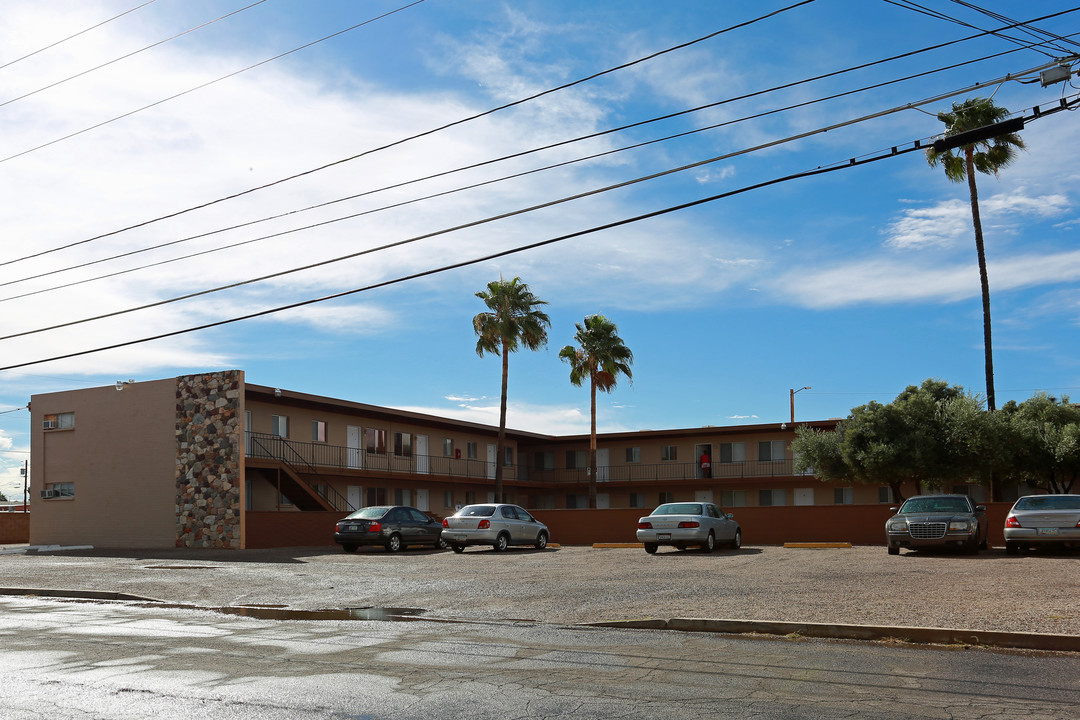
<box><xmin>249</xmin><ymin>434</ymin><xmax>353</xmax><ymax>512</ymax></box>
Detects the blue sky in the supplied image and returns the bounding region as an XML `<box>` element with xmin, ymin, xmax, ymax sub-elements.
<box><xmin>2</xmin><ymin>0</ymin><xmax>1079</xmax><ymax>501</ymax></box>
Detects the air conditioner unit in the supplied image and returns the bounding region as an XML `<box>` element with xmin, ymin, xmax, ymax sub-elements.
<box><xmin>42</xmin><ymin>420</ymin><xmax>57</xmax><ymax>430</ymax></box>
<box><xmin>40</xmin><ymin>489</ymin><xmax>58</xmax><ymax>499</ymax></box>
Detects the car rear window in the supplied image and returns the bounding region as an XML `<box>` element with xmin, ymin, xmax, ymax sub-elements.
<box><xmin>346</xmin><ymin>506</ymin><xmax>390</xmax><ymax>520</ymax></box>
<box><xmin>653</xmin><ymin>503</ymin><xmax>702</xmax><ymax>516</ymax></box>
<box><xmin>458</xmin><ymin>505</ymin><xmax>496</xmax><ymax>517</ymax></box>
<box><xmin>1014</xmin><ymin>496</ymin><xmax>1080</xmax><ymax>511</ymax></box>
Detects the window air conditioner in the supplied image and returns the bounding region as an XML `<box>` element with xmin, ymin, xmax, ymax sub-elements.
<box><xmin>40</xmin><ymin>489</ymin><xmax>58</xmax><ymax>499</ymax></box>
<box><xmin>42</xmin><ymin>420</ymin><xmax>57</xmax><ymax>429</ymax></box>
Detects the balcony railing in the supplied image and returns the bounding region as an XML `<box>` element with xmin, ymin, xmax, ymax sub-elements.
<box><xmin>245</xmin><ymin>432</ymin><xmax>808</xmax><ymax>484</ymax></box>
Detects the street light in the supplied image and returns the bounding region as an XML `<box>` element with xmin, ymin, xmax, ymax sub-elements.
<box><xmin>789</xmin><ymin>386</ymin><xmax>811</xmax><ymax>425</ymax></box>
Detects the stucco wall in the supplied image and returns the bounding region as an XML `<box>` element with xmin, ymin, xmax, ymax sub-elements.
<box><xmin>30</xmin><ymin>378</ymin><xmax>177</xmax><ymax>548</ymax></box>
<box><xmin>176</xmin><ymin>371</ymin><xmax>244</xmax><ymax>548</ymax></box>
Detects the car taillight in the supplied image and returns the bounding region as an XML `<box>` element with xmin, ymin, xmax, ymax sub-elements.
<box><xmin>369</xmin><ymin>522</ymin><xmax>381</xmax><ymax>532</ymax></box>
<box><xmin>638</xmin><ymin>522</ymin><xmax>653</xmax><ymax>529</ymax></box>
<box><xmin>335</xmin><ymin>523</ymin><xmax>342</xmax><ymax>532</ymax></box>
<box><xmin>1005</xmin><ymin>517</ymin><xmax>1022</xmax><ymax>528</ymax></box>
<box><xmin>678</xmin><ymin>521</ymin><xmax>700</xmax><ymax>528</ymax></box>
<box><xmin>478</xmin><ymin>519</ymin><xmax>490</xmax><ymax>529</ymax></box>
<box><xmin>442</xmin><ymin>518</ymin><xmax>449</xmax><ymax>528</ymax></box>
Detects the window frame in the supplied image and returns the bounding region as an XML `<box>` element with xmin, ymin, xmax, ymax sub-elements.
<box><xmin>311</xmin><ymin>420</ymin><xmax>327</xmax><ymax>443</ymax></box>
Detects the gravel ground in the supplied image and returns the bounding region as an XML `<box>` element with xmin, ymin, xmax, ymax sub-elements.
<box><xmin>1</xmin><ymin>544</ymin><xmax>1078</xmax><ymax>635</ymax></box>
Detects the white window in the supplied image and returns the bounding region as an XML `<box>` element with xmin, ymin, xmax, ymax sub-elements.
<box><xmin>443</xmin><ymin>438</ymin><xmax>453</xmax><ymax>457</ymax></box>
<box><xmin>758</xmin><ymin>440</ymin><xmax>785</xmax><ymax>462</ymax></box>
<box><xmin>718</xmin><ymin>442</ymin><xmax>746</xmax><ymax>463</ymax></box>
<box><xmin>878</xmin><ymin>486</ymin><xmax>894</xmax><ymax>504</ymax></box>
<box><xmin>44</xmin><ymin>482</ymin><xmax>75</xmax><ymax>498</ymax></box>
<box><xmin>658</xmin><ymin>491</ymin><xmax>674</xmax><ymax>504</ymax></box>
<box><xmin>759</xmin><ymin>489</ymin><xmax>786</xmax><ymax>506</ymax></box>
<box><xmin>503</xmin><ymin>446</ymin><xmax>513</xmax><ymax>467</ymax></box>
<box><xmin>661</xmin><ymin>446</ymin><xmax>678</xmax><ymax>461</ymax></box>
<box><xmin>625</xmin><ymin>447</ymin><xmax>641</xmax><ymax>463</ymax></box>
<box><xmin>271</xmin><ymin>415</ymin><xmax>288</xmax><ymax>438</ymax></box>
<box><xmin>311</xmin><ymin>420</ymin><xmax>327</xmax><ymax>443</ymax></box>
<box><xmin>393</xmin><ymin>432</ymin><xmax>412</xmax><ymax>457</ymax></box>
<box><xmin>565</xmin><ymin>450</ymin><xmax>587</xmax><ymax>469</ymax></box>
<box><xmin>366</xmin><ymin>428</ymin><xmax>387</xmax><ymax>454</ymax></box>
<box><xmin>534</xmin><ymin>452</ymin><xmax>554</xmax><ymax>470</ymax></box>
<box><xmin>467</xmin><ymin>442</ymin><xmax>478</xmax><ymax>460</ymax></box>
<box><xmin>42</xmin><ymin>412</ymin><xmax>75</xmax><ymax>430</ymax></box>
<box><xmin>722</xmin><ymin>490</ymin><xmax>747</xmax><ymax>507</ymax></box>
<box><xmin>629</xmin><ymin>492</ymin><xmax>646</xmax><ymax>508</ymax></box>
<box><xmin>834</xmin><ymin>487</ymin><xmax>854</xmax><ymax>505</ymax></box>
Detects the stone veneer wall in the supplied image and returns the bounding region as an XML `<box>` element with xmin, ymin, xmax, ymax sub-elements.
<box><xmin>175</xmin><ymin>371</ymin><xmax>243</xmax><ymax>548</ymax></box>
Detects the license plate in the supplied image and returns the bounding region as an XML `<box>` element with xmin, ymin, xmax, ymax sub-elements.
<box><xmin>447</xmin><ymin>534</ymin><xmax>465</xmax><ymax>541</ymax></box>
<box><xmin>657</xmin><ymin>533</ymin><xmax>671</xmax><ymax>540</ymax></box>
<box><xmin>1038</xmin><ymin>527</ymin><xmax>1060</xmax><ymax>536</ymax></box>
<box><xmin>349</xmin><ymin>525</ymin><xmax>360</xmax><ymax>531</ymax></box>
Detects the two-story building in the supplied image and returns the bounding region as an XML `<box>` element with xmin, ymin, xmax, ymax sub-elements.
<box><xmin>28</xmin><ymin>369</ymin><xmax>918</xmax><ymax>549</ymax></box>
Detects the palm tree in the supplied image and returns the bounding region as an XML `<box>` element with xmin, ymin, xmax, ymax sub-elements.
<box><xmin>559</xmin><ymin>314</ymin><xmax>633</xmax><ymax>508</ymax></box>
<box><xmin>925</xmin><ymin>97</ymin><xmax>1024</xmax><ymax>412</ymax></box>
<box><xmin>473</xmin><ymin>277</ymin><xmax>550</xmax><ymax>503</ymax></box>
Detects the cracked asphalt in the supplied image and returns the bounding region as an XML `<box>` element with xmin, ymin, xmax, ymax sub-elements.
<box><xmin>2</xmin><ymin>544</ymin><xmax>1078</xmax><ymax>636</ymax></box>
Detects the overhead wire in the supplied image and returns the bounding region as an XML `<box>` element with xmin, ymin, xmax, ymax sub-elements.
<box><xmin>2</xmin><ymin>74</ymin><xmax>1074</xmax><ymax>346</ymax></box>
<box><xmin>0</xmin><ymin>1</ymin><xmax>269</xmax><ymax>109</ymax></box>
<box><xmin>946</xmin><ymin>0</ymin><xmax>1080</xmax><ymax>52</ymax></box>
<box><xmin>0</xmin><ymin>0</ymin><xmax>819</xmax><ymax>269</ymax></box>
<box><xmin>3</xmin><ymin>19</ymin><xmax>1077</xmax><ymax>302</ymax></box>
<box><xmin>0</xmin><ymin>0</ymin><xmax>429</xmax><ymax>165</ymax></box>
<box><xmin>885</xmin><ymin>0</ymin><xmax>1073</xmax><ymax>56</ymax></box>
<box><xmin>0</xmin><ymin>1</ymin><xmax>160</xmax><ymax>71</ymax></box>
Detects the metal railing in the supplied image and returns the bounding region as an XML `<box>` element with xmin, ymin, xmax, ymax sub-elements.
<box><xmin>245</xmin><ymin>432</ymin><xmax>807</xmax><ymax>485</ymax></box>
<box><xmin>248</xmin><ymin>433</ymin><xmax>352</xmax><ymax>512</ymax></box>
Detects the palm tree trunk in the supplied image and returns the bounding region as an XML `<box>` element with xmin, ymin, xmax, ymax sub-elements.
<box><xmin>588</xmin><ymin>375</ymin><xmax>597</xmax><ymax>509</ymax></box>
<box><xmin>495</xmin><ymin>342</ymin><xmax>509</xmax><ymax>503</ymax></box>
<box><xmin>965</xmin><ymin>149</ymin><xmax>995</xmax><ymax>413</ymax></box>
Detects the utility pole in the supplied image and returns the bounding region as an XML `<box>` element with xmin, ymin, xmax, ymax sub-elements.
<box><xmin>22</xmin><ymin>460</ymin><xmax>28</xmax><ymax>513</ymax></box>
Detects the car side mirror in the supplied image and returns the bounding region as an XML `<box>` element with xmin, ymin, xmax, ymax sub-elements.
<box><xmin>726</xmin><ymin>513</ymin><xmax>734</xmax><ymax>520</ymax></box>
<box><xmin>975</xmin><ymin>505</ymin><xmax>986</xmax><ymax>512</ymax></box>
<box><xmin>889</xmin><ymin>506</ymin><xmax>899</xmax><ymax>512</ymax></box>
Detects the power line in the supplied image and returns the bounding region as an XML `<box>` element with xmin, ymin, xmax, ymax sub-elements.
<box><xmin>0</xmin><ymin>0</ymin><xmax>818</xmax><ymax>269</ymax></box>
<box><xmin>1</xmin><ymin>41</ymin><xmax>1072</xmax><ymax>307</ymax></box>
<box><xmin>0</xmin><ymin>1</ymin><xmax>160</xmax><ymax>71</ymax></box>
<box><xmin>3</xmin><ymin>83</ymin><xmax>1074</xmax><ymax>348</ymax></box>
<box><xmin>885</xmin><ymin>0</ymin><xmax>1072</xmax><ymax>57</ymax></box>
<box><xmin>0</xmin><ymin>1</ymin><xmax>268</xmax><ymax>109</ymax></box>
<box><xmin>947</xmin><ymin>0</ymin><xmax>1080</xmax><ymax>52</ymax></box>
<box><xmin>0</xmin><ymin>0</ymin><xmax>429</xmax><ymax>165</ymax></box>
<box><xmin>0</xmin><ymin>146</ymin><xmax>922</xmax><ymax>373</ymax></box>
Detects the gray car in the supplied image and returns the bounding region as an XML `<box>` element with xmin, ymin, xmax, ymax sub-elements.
<box><xmin>441</xmin><ymin>503</ymin><xmax>550</xmax><ymax>553</ymax></box>
<box><xmin>1004</xmin><ymin>494</ymin><xmax>1080</xmax><ymax>554</ymax></box>
<box><xmin>636</xmin><ymin>502</ymin><xmax>742</xmax><ymax>554</ymax></box>
<box><xmin>885</xmin><ymin>494</ymin><xmax>988</xmax><ymax>555</ymax></box>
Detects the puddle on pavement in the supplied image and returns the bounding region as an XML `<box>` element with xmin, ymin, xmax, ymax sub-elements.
<box><xmin>215</xmin><ymin>605</ymin><xmax>427</xmax><ymax>622</ymax></box>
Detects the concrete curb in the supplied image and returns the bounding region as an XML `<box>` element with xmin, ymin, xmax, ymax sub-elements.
<box><xmin>586</xmin><ymin>617</ymin><xmax>1080</xmax><ymax>652</ymax></box>
<box><xmin>0</xmin><ymin>588</ymin><xmax>163</xmax><ymax>603</ymax></box>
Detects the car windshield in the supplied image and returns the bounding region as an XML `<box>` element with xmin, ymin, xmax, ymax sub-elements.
<box><xmin>1013</xmin><ymin>495</ymin><xmax>1080</xmax><ymax>511</ymax></box>
<box><xmin>899</xmin><ymin>497</ymin><xmax>971</xmax><ymax>514</ymax></box>
<box><xmin>345</xmin><ymin>506</ymin><xmax>390</xmax><ymax>520</ymax></box>
<box><xmin>652</xmin><ymin>503</ymin><xmax>703</xmax><ymax>516</ymax></box>
<box><xmin>457</xmin><ymin>505</ymin><xmax>496</xmax><ymax>517</ymax></box>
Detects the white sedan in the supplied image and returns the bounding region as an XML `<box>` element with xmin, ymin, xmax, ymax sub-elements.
<box><xmin>636</xmin><ymin>502</ymin><xmax>742</xmax><ymax>554</ymax></box>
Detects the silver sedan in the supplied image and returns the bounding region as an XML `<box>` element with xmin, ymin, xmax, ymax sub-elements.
<box><xmin>636</xmin><ymin>502</ymin><xmax>742</xmax><ymax>554</ymax></box>
<box><xmin>1005</xmin><ymin>494</ymin><xmax>1080</xmax><ymax>554</ymax></box>
<box><xmin>441</xmin><ymin>503</ymin><xmax>550</xmax><ymax>553</ymax></box>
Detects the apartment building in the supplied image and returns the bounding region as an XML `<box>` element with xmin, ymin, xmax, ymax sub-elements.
<box><xmin>29</xmin><ymin>369</ymin><xmax>873</xmax><ymax>549</ymax></box>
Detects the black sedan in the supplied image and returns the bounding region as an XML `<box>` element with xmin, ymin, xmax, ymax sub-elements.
<box><xmin>334</xmin><ymin>505</ymin><xmax>447</xmax><ymax>553</ymax></box>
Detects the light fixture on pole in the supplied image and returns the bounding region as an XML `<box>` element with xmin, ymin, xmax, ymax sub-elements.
<box><xmin>789</xmin><ymin>386</ymin><xmax>811</xmax><ymax>424</ymax></box>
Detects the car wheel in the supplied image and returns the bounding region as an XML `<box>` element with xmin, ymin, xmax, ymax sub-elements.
<box><xmin>730</xmin><ymin>529</ymin><xmax>742</xmax><ymax>550</ymax></box>
<box><xmin>887</xmin><ymin>544</ymin><xmax>900</xmax><ymax>556</ymax></box>
<box><xmin>1005</xmin><ymin>541</ymin><xmax>1019</xmax><ymax>555</ymax></box>
<box><xmin>701</xmin><ymin>532</ymin><xmax>716</xmax><ymax>553</ymax></box>
<box><xmin>535</xmin><ymin>531</ymin><xmax>549</xmax><ymax>550</ymax></box>
<box><xmin>451</xmin><ymin>544</ymin><xmax>465</xmax><ymax>554</ymax></box>
<box><xmin>493</xmin><ymin>533</ymin><xmax>509</xmax><ymax>552</ymax></box>
<box><xmin>435</xmin><ymin>536</ymin><xmax>448</xmax><ymax>550</ymax></box>
<box><xmin>341</xmin><ymin>544</ymin><xmax>358</xmax><ymax>553</ymax></box>
<box><xmin>644</xmin><ymin>543</ymin><xmax>658</xmax><ymax>554</ymax></box>
<box><xmin>385</xmin><ymin>533</ymin><xmax>403</xmax><ymax>553</ymax></box>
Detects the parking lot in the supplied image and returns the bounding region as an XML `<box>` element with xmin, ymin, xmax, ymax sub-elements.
<box><xmin>1</xmin><ymin>544</ymin><xmax>1078</xmax><ymax>636</ymax></box>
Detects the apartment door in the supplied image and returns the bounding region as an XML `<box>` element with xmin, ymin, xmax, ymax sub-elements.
<box><xmin>487</xmin><ymin>443</ymin><xmax>497</xmax><ymax>480</ymax></box>
<box><xmin>695</xmin><ymin>443</ymin><xmax>713</xmax><ymax>479</ymax></box>
<box><xmin>346</xmin><ymin>425</ymin><xmax>363</xmax><ymax>469</ymax></box>
<box><xmin>694</xmin><ymin>489</ymin><xmax>714</xmax><ymax>503</ymax></box>
<box><xmin>415</xmin><ymin>435</ymin><xmax>429</xmax><ymax>474</ymax></box>
<box><xmin>794</xmin><ymin>488</ymin><xmax>815</xmax><ymax>506</ymax></box>
<box><xmin>347</xmin><ymin>485</ymin><xmax>363</xmax><ymax>511</ymax></box>
<box><xmin>596</xmin><ymin>448</ymin><xmax>610</xmax><ymax>481</ymax></box>
<box><xmin>415</xmin><ymin>488</ymin><xmax>430</xmax><ymax>511</ymax></box>
<box><xmin>597</xmin><ymin>493</ymin><xmax>610</xmax><ymax>509</ymax></box>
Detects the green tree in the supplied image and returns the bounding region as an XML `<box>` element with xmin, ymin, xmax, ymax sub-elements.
<box><xmin>793</xmin><ymin>379</ymin><xmax>989</xmax><ymax>502</ymax></box>
<box><xmin>559</xmin><ymin>314</ymin><xmax>633</xmax><ymax>509</ymax></box>
<box><xmin>999</xmin><ymin>393</ymin><xmax>1080</xmax><ymax>494</ymax></box>
<box><xmin>473</xmin><ymin>277</ymin><xmax>550</xmax><ymax>503</ymax></box>
<box><xmin>0</xmin><ymin>490</ymin><xmax>7</xmax><ymax>502</ymax></box>
<box><xmin>925</xmin><ymin>97</ymin><xmax>1024</xmax><ymax>412</ymax></box>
